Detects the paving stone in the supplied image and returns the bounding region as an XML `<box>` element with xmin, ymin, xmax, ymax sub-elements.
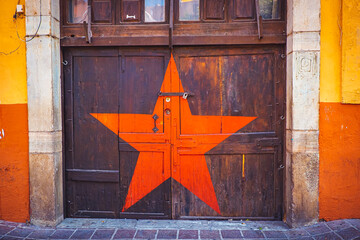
<box><xmin>242</xmin><ymin>230</ymin><xmax>264</xmax><ymax>238</ymax></box>
<box><xmin>91</xmin><ymin>229</ymin><xmax>115</xmax><ymax>239</ymax></box>
<box><xmin>27</xmin><ymin>229</ymin><xmax>55</xmax><ymax>239</ymax></box>
<box><xmin>336</xmin><ymin>227</ymin><xmax>360</xmax><ymax>240</ymax></box>
<box><xmin>200</xmin><ymin>230</ymin><xmax>221</xmax><ymax>239</ymax></box>
<box><xmin>134</xmin><ymin>230</ymin><xmax>157</xmax><ymax>239</ymax></box>
<box><xmin>49</xmin><ymin>229</ymin><xmax>75</xmax><ymax>239</ymax></box>
<box><xmin>0</xmin><ymin>219</ymin><xmax>359</xmax><ymax>240</ymax></box>
<box><xmin>221</xmin><ymin>230</ymin><xmax>242</xmax><ymax>239</ymax></box>
<box><xmin>262</xmin><ymin>231</ymin><xmax>287</xmax><ymax>239</ymax></box>
<box><xmin>70</xmin><ymin>229</ymin><xmax>95</xmax><ymax>239</ymax></box>
<box><xmin>285</xmin><ymin>229</ymin><xmax>310</xmax><ymax>238</ymax></box>
<box><xmin>313</xmin><ymin>232</ymin><xmax>342</xmax><ymax>240</ymax></box>
<box><xmin>0</xmin><ymin>222</ymin><xmax>19</xmax><ymax>227</ymax></box>
<box><xmin>0</xmin><ymin>225</ymin><xmax>15</xmax><ymax>235</ymax></box>
<box><xmin>306</xmin><ymin>223</ymin><xmax>332</xmax><ymax>235</ymax></box>
<box><xmin>157</xmin><ymin>230</ymin><xmax>177</xmax><ymax>239</ymax></box>
<box><xmin>347</xmin><ymin>219</ymin><xmax>360</xmax><ymax>230</ymax></box>
<box><xmin>327</xmin><ymin>220</ymin><xmax>352</xmax><ymax>231</ymax></box>
<box><xmin>178</xmin><ymin>230</ymin><xmax>198</xmax><ymax>239</ymax></box>
<box><xmin>113</xmin><ymin>229</ymin><xmax>136</xmax><ymax>239</ymax></box>
<box><xmin>7</xmin><ymin>228</ymin><xmax>34</xmax><ymax>238</ymax></box>
<box><xmin>2</xmin><ymin>236</ymin><xmax>25</xmax><ymax>240</ymax></box>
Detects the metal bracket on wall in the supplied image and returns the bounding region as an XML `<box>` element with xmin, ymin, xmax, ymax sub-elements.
<box><xmin>83</xmin><ymin>6</ymin><xmax>92</xmax><ymax>43</ymax></box>
<box><xmin>255</xmin><ymin>0</ymin><xmax>263</xmax><ymax>40</ymax></box>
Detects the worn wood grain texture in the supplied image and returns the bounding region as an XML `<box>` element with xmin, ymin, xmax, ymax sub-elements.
<box><xmin>63</xmin><ymin>45</ymin><xmax>285</xmax><ymax>219</ymax></box>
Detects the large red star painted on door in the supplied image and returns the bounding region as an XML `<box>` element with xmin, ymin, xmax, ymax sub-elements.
<box><xmin>91</xmin><ymin>56</ymin><xmax>256</xmax><ymax>214</ymax></box>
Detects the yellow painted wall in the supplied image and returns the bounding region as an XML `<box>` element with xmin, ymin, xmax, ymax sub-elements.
<box><xmin>342</xmin><ymin>0</ymin><xmax>360</xmax><ymax>104</ymax></box>
<box><xmin>0</xmin><ymin>0</ymin><xmax>27</xmax><ymax>104</ymax></box>
<box><xmin>320</xmin><ymin>0</ymin><xmax>342</xmax><ymax>103</ymax></box>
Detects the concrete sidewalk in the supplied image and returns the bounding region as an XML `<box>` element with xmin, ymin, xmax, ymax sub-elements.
<box><xmin>0</xmin><ymin>219</ymin><xmax>359</xmax><ymax>240</ymax></box>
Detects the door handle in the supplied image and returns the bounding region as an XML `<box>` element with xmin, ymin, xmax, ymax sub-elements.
<box><xmin>152</xmin><ymin>114</ymin><xmax>159</xmax><ymax>133</ymax></box>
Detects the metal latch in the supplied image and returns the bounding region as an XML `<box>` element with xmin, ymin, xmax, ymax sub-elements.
<box><xmin>158</xmin><ymin>91</ymin><xmax>193</xmax><ymax>99</ymax></box>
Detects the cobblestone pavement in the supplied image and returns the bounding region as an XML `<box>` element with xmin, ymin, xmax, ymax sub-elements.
<box><xmin>0</xmin><ymin>219</ymin><xmax>359</xmax><ymax>240</ymax></box>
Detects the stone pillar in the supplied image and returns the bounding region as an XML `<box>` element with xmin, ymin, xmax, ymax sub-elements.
<box><xmin>285</xmin><ymin>0</ymin><xmax>321</xmax><ymax>227</ymax></box>
<box><xmin>26</xmin><ymin>0</ymin><xmax>63</xmax><ymax>226</ymax></box>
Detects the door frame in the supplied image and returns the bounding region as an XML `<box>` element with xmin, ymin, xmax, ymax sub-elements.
<box><xmin>26</xmin><ymin>0</ymin><xmax>320</xmax><ymax>228</ymax></box>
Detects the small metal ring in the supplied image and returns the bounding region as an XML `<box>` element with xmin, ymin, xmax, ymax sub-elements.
<box><xmin>62</xmin><ymin>60</ymin><xmax>68</xmax><ymax>66</ymax></box>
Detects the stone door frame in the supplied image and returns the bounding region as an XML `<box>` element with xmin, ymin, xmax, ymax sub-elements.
<box><xmin>25</xmin><ymin>0</ymin><xmax>320</xmax><ymax>227</ymax></box>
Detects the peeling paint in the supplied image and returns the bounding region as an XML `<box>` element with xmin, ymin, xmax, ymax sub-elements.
<box><xmin>0</xmin><ymin>128</ymin><xmax>4</xmax><ymax>139</ymax></box>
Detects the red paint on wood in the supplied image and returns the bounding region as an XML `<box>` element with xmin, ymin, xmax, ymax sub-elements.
<box><xmin>91</xmin><ymin>56</ymin><xmax>256</xmax><ymax>214</ymax></box>
<box><xmin>0</xmin><ymin>104</ymin><xmax>30</xmax><ymax>222</ymax></box>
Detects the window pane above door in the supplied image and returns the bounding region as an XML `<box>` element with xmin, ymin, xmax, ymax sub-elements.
<box><xmin>145</xmin><ymin>0</ymin><xmax>165</xmax><ymax>22</ymax></box>
<box><xmin>179</xmin><ymin>0</ymin><xmax>200</xmax><ymax>21</ymax></box>
<box><xmin>68</xmin><ymin>0</ymin><xmax>88</xmax><ymax>23</ymax></box>
<box><xmin>259</xmin><ymin>0</ymin><xmax>279</xmax><ymax>19</ymax></box>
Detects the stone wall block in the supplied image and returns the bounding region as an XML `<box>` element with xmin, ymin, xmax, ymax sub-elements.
<box><xmin>29</xmin><ymin>153</ymin><xmax>55</xmax><ymax>226</ymax></box>
<box><xmin>292</xmin><ymin>51</ymin><xmax>320</xmax><ymax>130</ymax></box>
<box><xmin>51</xmin><ymin>17</ymin><xmax>60</xmax><ymax>39</ymax></box>
<box><xmin>291</xmin><ymin>130</ymin><xmax>319</xmax><ymax>153</ymax></box>
<box><xmin>52</xmin><ymin>37</ymin><xmax>61</xmax><ymax>131</ymax></box>
<box><xmin>26</xmin><ymin>15</ymin><xmax>51</xmax><ymax>36</ymax></box>
<box><xmin>288</xmin><ymin>32</ymin><xmax>321</xmax><ymax>55</ymax></box>
<box><xmin>26</xmin><ymin>0</ymin><xmax>62</xmax><ymax>226</ymax></box>
<box><xmin>29</xmin><ymin>131</ymin><xmax>62</xmax><ymax>153</ymax></box>
<box><xmin>286</xmin><ymin>53</ymin><xmax>293</xmax><ymax>130</ymax></box>
<box><xmin>27</xmin><ymin>36</ymin><xmax>55</xmax><ymax>132</ymax></box>
<box><xmin>292</xmin><ymin>0</ymin><xmax>320</xmax><ymax>32</ymax></box>
<box><xmin>51</xmin><ymin>0</ymin><xmax>60</xmax><ymax>21</ymax></box>
<box><xmin>286</xmin><ymin>130</ymin><xmax>292</xmax><ymax>153</ymax></box>
<box><xmin>54</xmin><ymin>151</ymin><xmax>63</xmax><ymax>221</ymax></box>
<box><xmin>26</xmin><ymin>16</ymin><xmax>59</xmax><ymax>39</ymax></box>
<box><xmin>289</xmin><ymin>153</ymin><xmax>319</xmax><ymax>227</ymax></box>
<box><xmin>287</xmin><ymin>0</ymin><xmax>293</xmax><ymax>35</ymax></box>
<box><xmin>26</xmin><ymin>0</ymin><xmax>51</xmax><ymax>17</ymax></box>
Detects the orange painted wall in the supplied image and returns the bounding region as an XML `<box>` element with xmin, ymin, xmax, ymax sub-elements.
<box><xmin>319</xmin><ymin>103</ymin><xmax>360</xmax><ymax>220</ymax></box>
<box><xmin>319</xmin><ymin>0</ymin><xmax>360</xmax><ymax>220</ymax></box>
<box><xmin>0</xmin><ymin>0</ymin><xmax>29</xmax><ymax>222</ymax></box>
<box><xmin>0</xmin><ymin>105</ymin><xmax>29</xmax><ymax>222</ymax></box>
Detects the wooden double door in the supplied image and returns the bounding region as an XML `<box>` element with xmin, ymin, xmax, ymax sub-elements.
<box><xmin>64</xmin><ymin>45</ymin><xmax>285</xmax><ymax>220</ymax></box>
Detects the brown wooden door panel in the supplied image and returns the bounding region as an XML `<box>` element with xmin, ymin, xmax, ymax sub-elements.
<box><xmin>175</xmin><ymin>47</ymin><xmax>279</xmax><ymax>134</ymax></box>
<box><xmin>176</xmin><ymin>154</ymin><xmax>276</xmax><ymax>219</ymax></box>
<box><xmin>72</xmin><ymin>55</ymin><xmax>120</xmax><ymax>170</ymax></box>
<box><xmin>116</xmin><ymin>49</ymin><xmax>171</xmax><ymax>218</ymax></box>
<box><xmin>64</xmin><ymin>46</ymin><xmax>284</xmax><ymax>220</ymax></box>
<box><xmin>122</xmin><ymin>0</ymin><xmax>142</xmax><ymax>22</ymax></box>
<box><xmin>64</xmin><ymin>48</ymin><xmax>172</xmax><ymax>218</ymax></box>
<box><xmin>204</xmin><ymin>0</ymin><xmax>225</xmax><ymax>20</ymax></box>
<box><xmin>232</xmin><ymin>0</ymin><xmax>254</xmax><ymax>20</ymax></box>
<box><xmin>172</xmin><ymin>46</ymin><xmax>284</xmax><ymax>219</ymax></box>
<box><xmin>64</xmin><ymin>48</ymin><xmax>121</xmax><ymax>218</ymax></box>
<box><xmin>92</xmin><ymin>0</ymin><xmax>114</xmax><ymax>23</ymax></box>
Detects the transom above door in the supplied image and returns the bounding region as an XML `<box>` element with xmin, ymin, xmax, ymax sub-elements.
<box><xmin>60</xmin><ymin>0</ymin><xmax>286</xmax><ymax>46</ymax></box>
<box><xmin>66</xmin><ymin>0</ymin><xmax>282</xmax><ymax>24</ymax></box>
